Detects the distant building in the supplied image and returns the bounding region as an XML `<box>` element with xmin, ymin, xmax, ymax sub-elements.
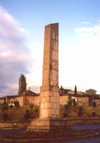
<box><xmin>60</xmin><ymin>86</ymin><xmax>71</xmax><ymax>95</ymax></box>
<box><xmin>1</xmin><ymin>88</ymin><xmax>100</xmax><ymax>107</ymax></box>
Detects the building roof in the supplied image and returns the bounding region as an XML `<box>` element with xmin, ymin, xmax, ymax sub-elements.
<box><xmin>21</xmin><ymin>90</ymin><xmax>39</xmax><ymax>96</ymax></box>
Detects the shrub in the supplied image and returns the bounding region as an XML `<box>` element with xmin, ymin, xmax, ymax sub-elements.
<box><xmin>92</xmin><ymin>112</ymin><xmax>96</xmax><ymax>117</ymax></box>
<box><xmin>64</xmin><ymin>104</ymin><xmax>69</xmax><ymax>110</ymax></box>
<box><xmin>14</xmin><ymin>100</ymin><xmax>20</xmax><ymax>108</ymax></box>
<box><xmin>9</xmin><ymin>105</ymin><xmax>13</xmax><ymax>109</ymax></box>
<box><xmin>78</xmin><ymin>106</ymin><xmax>83</xmax><ymax>117</ymax></box>
<box><xmin>67</xmin><ymin>98</ymin><xmax>73</xmax><ymax>106</ymax></box>
<box><xmin>29</xmin><ymin>104</ymin><xmax>34</xmax><ymax>110</ymax></box>
<box><xmin>73</xmin><ymin>99</ymin><xmax>77</xmax><ymax>106</ymax></box>
<box><xmin>32</xmin><ymin>106</ymin><xmax>39</xmax><ymax>118</ymax></box>
<box><xmin>92</xmin><ymin>101</ymin><xmax>96</xmax><ymax>107</ymax></box>
<box><xmin>78</xmin><ymin>106</ymin><xmax>83</xmax><ymax>110</ymax></box>
<box><xmin>2</xmin><ymin>112</ymin><xmax>8</xmax><ymax>121</ymax></box>
<box><xmin>23</xmin><ymin>110</ymin><xmax>30</xmax><ymax>121</ymax></box>
<box><xmin>0</xmin><ymin>103</ymin><xmax>8</xmax><ymax>111</ymax></box>
<box><xmin>67</xmin><ymin>98</ymin><xmax>77</xmax><ymax>106</ymax></box>
<box><xmin>63</xmin><ymin>112</ymin><xmax>68</xmax><ymax>118</ymax></box>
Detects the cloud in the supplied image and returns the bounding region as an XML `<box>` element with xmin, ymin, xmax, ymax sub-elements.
<box><xmin>59</xmin><ymin>22</ymin><xmax>100</xmax><ymax>93</ymax></box>
<box><xmin>0</xmin><ymin>6</ymin><xmax>31</xmax><ymax>96</ymax></box>
<box><xmin>97</xmin><ymin>20</ymin><xmax>100</xmax><ymax>22</ymax></box>
<box><xmin>73</xmin><ymin>23</ymin><xmax>100</xmax><ymax>92</ymax></box>
<box><xmin>81</xmin><ymin>21</ymin><xmax>90</xmax><ymax>24</ymax></box>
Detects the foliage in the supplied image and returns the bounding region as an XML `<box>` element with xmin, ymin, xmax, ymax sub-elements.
<box><xmin>64</xmin><ymin>104</ymin><xmax>69</xmax><ymax>110</ymax></box>
<box><xmin>92</xmin><ymin>101</ymin><xmax>96</xmax><ymax>107</ymax></box>
<box><xmin>74</xmin><ymin>85</ymin><xmax>77</xmax><ymax>95</ymax></box>
<box><xmin>92</xmin><ymin>112</ymin><xmax>96</xmax><ymax>117</ymax></box>
<box><xmin>32</xmin><ymin>105</ymin><xmax>39</xmax><ymax>118</ymax></box>
<box><xmin>2</xmin><ymin>112</ymin><xmax>8</xmax><ymax>121</ymax></box>
<box><xmin>78</xmin><ymin>106</ymin><xmax>83</xmax><ymax>117</ymax></box>
<box><xmin>29</xmin><ymin>104</ymin><xmax>34</xmax><ymax>110</ymax></box>
<box><xmin>85</xmin><ymin>89</ymin><xmax>96</xmax><ymax>95</ymax></box>
<box><xmin>73</xmin><ymin>99</ymin><xmax>77</xmax><ymax>106</ymax></box>
<box><xmin>18</xmin><ymin>74</ymin><xmax>27</xmax><ymax>95</ymax></box>
<box><xmin>23</xmin><ymin>110</ymin><xmax>30</xmax><ymax>121</ymax></box>
<box><xmin>0</xmin><ymin>103</ymin><xmax>8</xmax><ymax>111</ymax></box>
<box><xmin>67</xmin><ymin>98</ymin><xmax>73</xmax><ymax>106</ymax></box>
<box><xmin>14</xmin><ymin>100</ymin><xmax>20</xmax><ymax>108</ymax></box>
<box><xmin>67</xmin><ymin>98</ymin><xmax>77</xmax><ymax>106</ymax></box>
<box><xmin>60</xmin><ymin>105</ymin><xmax>68</xmax><ymax>118</ymax></box>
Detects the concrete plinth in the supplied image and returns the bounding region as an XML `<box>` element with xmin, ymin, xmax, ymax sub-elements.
<box><xmin>28</xmin><ymin>118</ymin><xmax>67</xmax><ymax>131</ymax></box>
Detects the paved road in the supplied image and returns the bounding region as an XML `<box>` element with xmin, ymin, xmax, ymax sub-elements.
<box><xmin>65</xmin><ymin>136</ymin><xmax>100</xmax><ymax>143</ymax></box>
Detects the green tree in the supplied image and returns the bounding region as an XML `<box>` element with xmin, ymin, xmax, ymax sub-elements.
<box><xmin>74</xmin><ymin>85</ymin><xmax>77</xmax><ymax>95</ymax></box>
<box><xmin>18</xmin><ymin>74</ymin><xmax>27</xmax><ymax>95</ymax></box>
<box><xmin>85</xmin><ymin>89</ymin><xmax>96</xmax><ymax>95</ymax></box>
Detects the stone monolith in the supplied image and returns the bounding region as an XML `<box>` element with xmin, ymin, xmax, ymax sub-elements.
<box><xmin>28</xmin><ymin>23</ymin><xmax>66</xmax><ymax>131</ymax></box>
<box><xmin>40</xmin><ymin>23</ymin><xmax>59</xmax><ymax>119</ymax></box>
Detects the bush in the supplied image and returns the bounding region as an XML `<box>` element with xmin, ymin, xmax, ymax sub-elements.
<box><xmin>78</xmin><ymin>106</ymin><xmax>83</xmax><ymax>111</ymax></box>
<box><xmin>0</xmin><ymin>103</ymin><xmax>8</xmax><ymax>111</ymax></box>
<box><xmin>92</xmin><ymin>101</ymin><xmax>96</xmax><ymax>107</ymax></box>
<box><xmin>32</xmin><ymin>106</ymin><xmax>39</xmax><ymax>118</ymax></box>
<box><xmin>67</xmin><ymin>98</ymin><xmax>73</xmax><ymax>106</ymax></box>
<box><xmin>14</xmin><ymin>100</ymin><xmax>20</xmax><ymax>108</ymax></box>
<box><xmin>2</xmin><ymin>112</ymin><xmax>8</xmax><ymax>121</ymax></box>
<box><xmin>67</xmin><ymin>98</ymin><xmax>77</xmax><ymax>106</ymax></box>
<box><xmin>78</xmin><ymin>106</ymin><xmax>83</xmax><ymax>117</ymax></box>
<box><xmin>92</xmin><ymin>112</ymin><xmax>96</xmax><ymax>117</ymax></box>
<box><xmin>29</xmin><ymin>104</ymin><xmax>34</xmax><ymax>110</ymax></box>
<box><xmin>63</xmin><ymin>112</ymin><xmax>68</xmax><ymax>118</ymax></box>
<box><xmin>23</xmin><ymin>110</ymin><xmax>30</xmax><ymax>121</ymax></box>
<box><xmin>64</xmin><ymin>104</ymin><xmax>69</xmax><ymax>110</ymax></box>
<box><xmin>73</xmin><ymin>99</ymin><xmax>77</xmax><ymax>106</ymax></box>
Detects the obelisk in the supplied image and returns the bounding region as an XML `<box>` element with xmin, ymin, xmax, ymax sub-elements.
<box><xmin>40</xmin><ymin>23</ymin><xmax>59</xmax><ymax>119</ymax></box>
<box><xmin>28</xmin><ymin>23</ymin><xmax>66</xmax><ymax>131</ymax></box>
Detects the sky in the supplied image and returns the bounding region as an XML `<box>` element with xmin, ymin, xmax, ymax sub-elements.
<box><xmin>0</xmin><ymin>0</ymin><xmax>100</xmax><ymax>96</ymax></box>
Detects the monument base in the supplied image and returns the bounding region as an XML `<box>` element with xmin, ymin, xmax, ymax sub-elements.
<box><xmin>27</xmin><ymin>118</ymin><xmax>67</xmax><ymax>131</ymax></box>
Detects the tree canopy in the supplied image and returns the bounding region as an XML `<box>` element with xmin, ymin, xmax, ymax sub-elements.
<box><xmin>18</xmin><ymin>74</ymin><xmax>27</xmax><ymax>95</ymax></box>
<box><xmin>85</xmin><ymin>89</ymin><xmax>96</xmax><ymax>95</ymax></box>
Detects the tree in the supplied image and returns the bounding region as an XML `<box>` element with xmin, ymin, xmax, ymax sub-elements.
<box><xmin>85</xmin><ymin>89</ymin><xmax>96</xmax><ymax>95</ymax></box>
<box><xmin>74</xmin><ymin>85</ymin><xmax>77</xmax><ymax>95</ymax></box>
<box><xmin>18</xmin><ymin>74</ymin><xmax>27</xmax><ymax>95</ymax></box>
<box><xmin>14</xmin><ymin>100</ymin><xmax>20</xmax><ymax>108</ymax></box>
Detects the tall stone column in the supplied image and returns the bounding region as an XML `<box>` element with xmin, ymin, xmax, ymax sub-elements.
<box><xmin>28</xmin><ymin>23</ymin><xmax>67</xmax><ymax>131</ymax></box>
<box><xmin>40</xmin><ymin>23</ymin><xmax>59</xmax><ymax>119</ymax></box>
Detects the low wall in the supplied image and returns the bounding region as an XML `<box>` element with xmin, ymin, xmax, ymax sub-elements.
<box><xmin>0</xmin><ymin>122</ymin><xmax>28</xmax><ymax>128</ymax></box>
<box><xmin>77</xmin><ymin>96</ymin><xmax>89</xmax><ymax>106</ymax></box>
<box><xmin>59</xmin><ymin>95</ymin><xmax>69</xmax><ymax>105</ymax></box>
<box><xmin>0</xmin><ymin>99</ymin><xmax>4</xmax><ymax>104</ymax></box>
<box><xmin>92</xmin><ymin>99</ymin><xmax>100</xmax><ymax>106</ymax></box>
<box><xmin>23</xmin><ymin>96</ymin><xmax>40</xmax><ymax>106</ymax></box>
<box><xmin>15</xmin><ymin>96</ymin><xmax>24</xmax><ymax>106</ymax></box>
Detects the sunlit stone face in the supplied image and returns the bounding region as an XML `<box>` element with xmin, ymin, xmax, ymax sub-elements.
<box><xmin>40</xmin><ymin>23</ymin><xmax>60</xmax><ymax>119</ymax></box>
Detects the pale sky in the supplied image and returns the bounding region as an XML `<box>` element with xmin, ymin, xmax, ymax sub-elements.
<box><xmin>0</xmin><ymin>0</ymin><xmax>100</xmax><ymax>96</ymax></box>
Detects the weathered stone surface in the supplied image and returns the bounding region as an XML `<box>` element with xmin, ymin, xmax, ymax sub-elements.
<box><xmin>28</xmin><ymin>118</ymin><xmax>67</xmax><ymax>131</ymax></box>
<box><xmin>40</xmin><ymin>23</ymin><xmax>59</xmax><ymax>119</ymax></box>
<box><xmin>28</xmin><ymin>23</ymin><xmax>67</xmax><ymax>131</ymax></box>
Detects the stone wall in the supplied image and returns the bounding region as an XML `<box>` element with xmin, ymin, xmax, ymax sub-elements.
<box><xmin>59</xmin><ymin>95</ymin><xmax>69</xmax><ymax>105</ymax></box>
<box><xmin>1</xmin><ymin>94</ymin><xmax>100</xmax><ymax>107</ymax></box>
<box><xmin>15</xmin><ymin>96</ymin><xmax>24</xmax><ymax>106</ymax></box>
<box><xmin>14</xmin><ymin>95</ymin><xmax>40</xmax><ymax>106</ymax></box>
<box><xmin>23</xmin><ymin>96</ymin><xmax>40</xmax><ymax>106</ymax></box>
<box><xmin>92</xmin><ymin>99</ymin><xmax>100</xmax><ymax>106</ymax></box>
<box><xmin>77</xmin><ymin>96</ymin><xmax>89</xmax><ymax>106</ymax></box>
<box><xmin>0</xmin><ymin>98</ymin><xmax>4</xmax><ymax>104</ymax></box>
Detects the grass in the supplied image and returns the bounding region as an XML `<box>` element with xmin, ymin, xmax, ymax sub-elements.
<box><xmin>0</xmin><ymin>104</ymin><xmax>100</xmax><ymax>122</ymax></box>
<box><xmin>0</xmin><ymin>105</ymin><xmax>39</xmax><ymax>122</ymax></box>
<box><xmin>60</xmin><ymin>105</ymin><xmax>100</xmax><ymax>119</ymax></box>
